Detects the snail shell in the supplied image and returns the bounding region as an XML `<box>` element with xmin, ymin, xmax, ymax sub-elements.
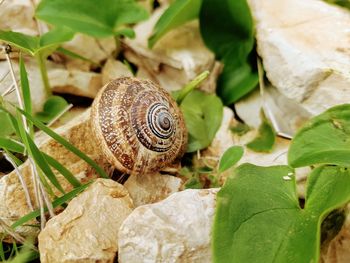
<box><xmin>91</xmin><ymin>77</ymin><xmax>187</xmax><ymax>175</ymax></box>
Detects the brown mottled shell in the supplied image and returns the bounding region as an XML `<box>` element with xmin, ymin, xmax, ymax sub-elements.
<box><xmin>91</xmin><ymin>77</ymin><xmax>187</xmax><ymax>175</ymax></box>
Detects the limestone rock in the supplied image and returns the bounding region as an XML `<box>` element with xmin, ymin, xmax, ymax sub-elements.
<box><xmin>0</xmin><ymin>109</ymin><xmax>108</xmax><ymax>239</ymax></box>
<box><xmin>49</xmin><ymin>66</ymin><xmax>102</xmax><ymax>98</ymax></box>
<box><xmin>321</xmin><ymin>207</ymin><xmax>350</xmax><ymax>263</ymax></box>
<box><xmin>0</xmin><ymin>57</ymin><xmax>103</xmax><ymax>112</ymax></box>
<box><xmin>0</xmin><ymin>57</ymin><xmax>48</xmax><ymax>113</ymax></box>
<box><xmin>124</xmin><ymin>173</ymin><xmax>183</xmax><ymax>207</ymax></box>
<box><xmin>62</xmin><ymin>34</ymin><xmax>115</xmax><ymax>71</ymax></box>
<box><xmin>0</xmin><ymin>0</ymin><xmax>38</xmax><ymax>36</ymax></box>
<box><xmin>101</xmin><ymin>58</ymin><xmax>133</xmax><ymax>85</ymax></box>
<box><xmin>248</xmin><ymin>0</ymin><xmax>350</xmax><ymax>115</ymax></box>
<box><xmin>39</xmin><ymin>179</ymin><xmax>133</xmax><ymax>263</ymax></box>
<box><xmin>124</xmin><ymin>7</ymin><xmax>216</xmax><ymax>92</ymax></box>
<box><xmin>118</xmin><ymin>188</ymin><xmax>218</xmax><ymax>263</ymax></box>
<box><xmin>203</xmin><ymin>107</ymin><xmax>235</xmax><ymax>160</ymax></box>
<box><xmin>235</xmin><ymin>89</ymin><xmax>262</xmax><ymax>129</ymax></box>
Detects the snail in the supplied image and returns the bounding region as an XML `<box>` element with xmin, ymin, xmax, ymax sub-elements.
<box><xmin>91</xmin><ymin>77</ymin><xmax>187</xmax><ymax>175</ymax></box>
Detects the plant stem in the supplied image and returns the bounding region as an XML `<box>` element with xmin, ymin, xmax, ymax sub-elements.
<box><xmin>177</xmin><ymin>70</ymin><xmax>210</xmax><ymax>104</ymax></box>
<box><xmin>36</xmin><ymin>53</ymin><xmax>52</xmax><ymax>97</ymax></box>
<box><xmin>114</xmin><ymin>36</ymin><xmax>121</xmax><ymax>58</ymax></box>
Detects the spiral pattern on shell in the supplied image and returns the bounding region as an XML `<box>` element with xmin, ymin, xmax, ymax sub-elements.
<box><xmin>91</xmin><ymin>77</ymin><xmax>187</xmax><ymax>175</ymax></box>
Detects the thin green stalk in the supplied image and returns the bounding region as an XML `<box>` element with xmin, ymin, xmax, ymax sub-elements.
<box><xmin>176</xmin><ymin>70</ymin><xmax>210</xmax><ymax>104</ymax></box>
<box><xmin>36</xmin><ymin>53</ymin><xmax>51</xmax><ymax>97</ymax></box>
<box><xmin>113</xmin><ymin>36</ymin><xmax>121</xmax><ymax>58</ymax></box>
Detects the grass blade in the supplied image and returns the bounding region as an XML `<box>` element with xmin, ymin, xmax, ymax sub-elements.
<box><xmin>19</xmin><ymin>54</ymin><xmax>33</xmax><ymax>135</ymax></box>
<box><xmin>43</xmin><ymin>152</ymin><xmax>81</xmax><ymax>187</ymax></box>
<box><xmin>56</xmin><ymin>47</ymin><xmax>100</xmax><ymax>67</ymax></box>
<box><xmin>17</xmin><ymin>108</ymin><xmax>109</xmax><ymax>178</ymax></box>
<box><xmin>15</xmin><ymin>110</ymin><xmax>65</xmax><ymax>194</ymax></box>
<box><xmin>0</xmin><ymin>138</ymin><xmax>24</xmax><ymax>153</ymax></box>
<box><xmin>11</xmin><ymin>182</ymin><xmax>92</xmax><ymax>229</ymax></box>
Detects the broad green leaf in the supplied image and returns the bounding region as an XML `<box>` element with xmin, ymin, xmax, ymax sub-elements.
<box><xmin>0</xmin><ymin>28</ymin><xmax>74</xmax><ymax>56</ymax></box>
<box><xmin>230</xmin><ymin>122</ymin><xmax>251</xmax><ymax>136</ymax></box>
<box><xmin>247</xmin><ymin>118</ymin><xmax>276</xmax><ymax>152</ymax></box>
<box><xmin>35</xmin><ymin>96</ymin><xmax>69</xmax><ymax>123</ymax></box>
<box><xmin>12</xmin><ymin>182</ymin><xmax>92</xmax><ymax>229</ymax></box>
<box><xmin>184</xmin><ymin>176</ymin><xmax>203</xmax><ymax>189</ymax></box>
<box><xmin>325</xmin><ymin>0</ymin><xmax>350</xmax><ymax>9</ymax></box>
<box><xmin>0</xmin><ymin>31</ymin><xmax>38</xmax><ymax>55</ymax></box>
<box><xmin>36</xmin><ymin>0</ymin><xmax>149</xmax><ymax>38</ymax></box>
<box><xmin>200</xmin><ymin>0</ymin><xmax>253</xmax><ymax>59</ymax></box>
<box><xmin>180</xmin><ymin>90</ymin><xmax>223</xmax><ymax>152</ymax></box>
<box><xmin>16</xmin><ymin>108</ymin><xmax>109</xmax><ymax>179</ymax></box>
<box><xmin>0</xmin><ymin>110</ymin><xmax>15</xmax><ymax>137</ymax></box>
<box><xmin>149</xmin><ymin>0</ymin><xmax>201</xmax><ymax>48</ymax></box>
<box><xmin>217</xmin><ymin>57</ymin><xmax>259</xmax><ymax>105</ymax></box>
<box><xmin>288</xmin><ymin>104</ymin><xmax>350</xmax><ymax>168</ymax></box>
<box><xmin>199</xmin><ymin>0</ymin><xmax>258</xmax><ymax>104</ymax></box>
<box><xmin>218</xmin><ymin>146</ymin><xmax>244</xmax><ymax>173</ymax></box>
<box><xmin>213</xmin><ymin>164</ymin><xmax>350</xmax><ymax>263</ymax></box>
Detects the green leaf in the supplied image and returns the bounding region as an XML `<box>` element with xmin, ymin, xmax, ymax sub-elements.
<box><xmin>56</xmin><ymin>47</ymin><xmax>100</xmax><ymax>67</ymax></box>
<box><xmin>200</xmin><ymin>0</ymin><xmax>253</xmax><ymax>59</ymax></box>
<box><xmin>19</xmin><ymin>55</ymin><xmax>32</xmax><ymax>116</ymax></box>
<box><xmin>19</xmin><ymin>55</ymin><xmax>33</xmax><ymax>134</ymax></box>
<box><xmin>213</xmin><ymin>164</ymin><xmax>350</xmax><ymax>263</ymax></box>
<box><xmin>184</xmin><ymin>176</ymin><xmax>203</xmax><ymax>189</ymax></box>
<box><xmin>180</xmin><ymin>90</ymin><xmax>223</xmax><ymax>152</ymax></box>
<box><xmin>199</xmin><ymin>0</ymin><xmax>258</xmax><ymax>104</ymax></box>
<box><xmin>0</xmin><ymin>28</ymin><xmax>74</xmax><ymax>56</ymax></box>
<box><xmin>35</xmin><ymin>96</ymin><xmax>69</xmax><ymax>123</ymax></box>
<box><xmin>12</xmin><ymin>182</ymin><xmax>92</xmax><ymax>229</ymax></box>
<box><xmin>0</xmin><ymin>31</ymin><xmax>38</xmax><ymax>55</ymax></box>
<box><xmin>36</xmin><ymin>0</ymin><xmax>149</xmax><ymax>38</ymax></box>
<box><xmin>15</xmin><ymin>110</ymin><xmax>65</xmax><ymax>194</ymax></box>
<box><xmin>247</xmin><ymin>117</ymin><xmax>276</xmax><ymax>152</ymax></box>
<box><xmin>43</xmin><ymin>152</ymin><xmax>81</xmax><ymax>188</ymax></box>
<box><xmin>218</xmin><ymin>146</ymin><xmax>244</xmax><ymax>173</ymax></box>
<box><xmin>0</xmin><ymin>138</ymin><xmax>24</xmax><ymax>153</ymax></box>
<box><xmin>288</xmin><ymin>104</ymin><xmax>350</xmax><ymax>168</ymax></box>
<box><xmin>149</xmin><ymin>0</ymin><xmax>201</xmax><ymax>48</ymax></box>
<box><xmin>16</xmin><ymin>108</ymin><xmax>109</xmax><ymax>179</ymax></box>
<box><xmin>230</xmin><ymin>122</ymin><xmax>251</xmax><ymax>136</ymax></box>
<box><xmin>0</xmin><ymin>110</ymin><xmax>15</xmax><ymax>137</ymax></box>
<box><xmin>217</xmin><ymin>57</ymin><xmax>259</xmax><ymax>105</ymax></box>
<box><xmin>325</xmin><ymin>0</ymin><xmax>350</xmax><ymax>9</ymax></box>
<box><xmin>175</xmin><ymin>70</ymin><xmax>209</xmax><ymax>104</ymax></box>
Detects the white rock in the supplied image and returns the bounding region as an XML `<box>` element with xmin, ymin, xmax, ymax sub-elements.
<box><xmin>321</xmin><ymin>207</ymin><xmax>350</xmax><ymax>263</ymax></box>
<box><xmin>235</xmin><ymin>89</ymin><xmax>262</xmax><ymax>129</ymax></box>
<box><xmin>204</xmin><ymin>107</ymin><xmax>235</xmax><ymax>159</ymax></box>
<box><xmin>248</xmin><ymin>0</ymin><xmax>350</xmax><ymax>115</ymax></box>
<box><xmin>0</xmin><ymin>0</ymin><xmax>38</xmax><ymax>36</ymax></box>
<box><xmin>118</xmin><ymin>188</ymin><xmax>218</xmax><ymax>263</ymax></box>
<box><xmin>39</xmin><ymin>179</ymin><xmax>133</xmax><ymax>263</ymax></box>
<box><xmin>124</xmin><ymin>7</ymin><xmax>216</xmax><ymax>92</ymax></box>
<box><xmin>62</xmin><ymin>34</ymin><xmax>115</xmax><ymax>71</ymax></box>
<box><xmin>0</xmin><ymin>57</ymin><xmax>47</xmax><ymax>113</ymax></box>
<box><xmin>0</xmin><ymin>57</ymin><xmax>103</xmax><ymax>111</ymax></box>
<box><xmin>0</xmin><ymin>109</ymin><xmax>106</xmax><ymax>239</ymax></box>
<box><xmin>101</xmin><ymin>58</ymin><xmax>133</xmax><ymax>85</ymax></box>
<box><xmin>49</xmin><ymin>66</ymin><xmax>102</xmax><ymax>98</ymax></box>
<box><xmin>124</xmin><ymin>173</ymin><xmax>183</xmax><ymax>207</ymax></box>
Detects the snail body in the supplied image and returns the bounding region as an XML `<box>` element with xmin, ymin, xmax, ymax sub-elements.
<box><xmin>91</xmin><ymin>77</ymin><xmax>187</xmax><ymax>175</ymax></box>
